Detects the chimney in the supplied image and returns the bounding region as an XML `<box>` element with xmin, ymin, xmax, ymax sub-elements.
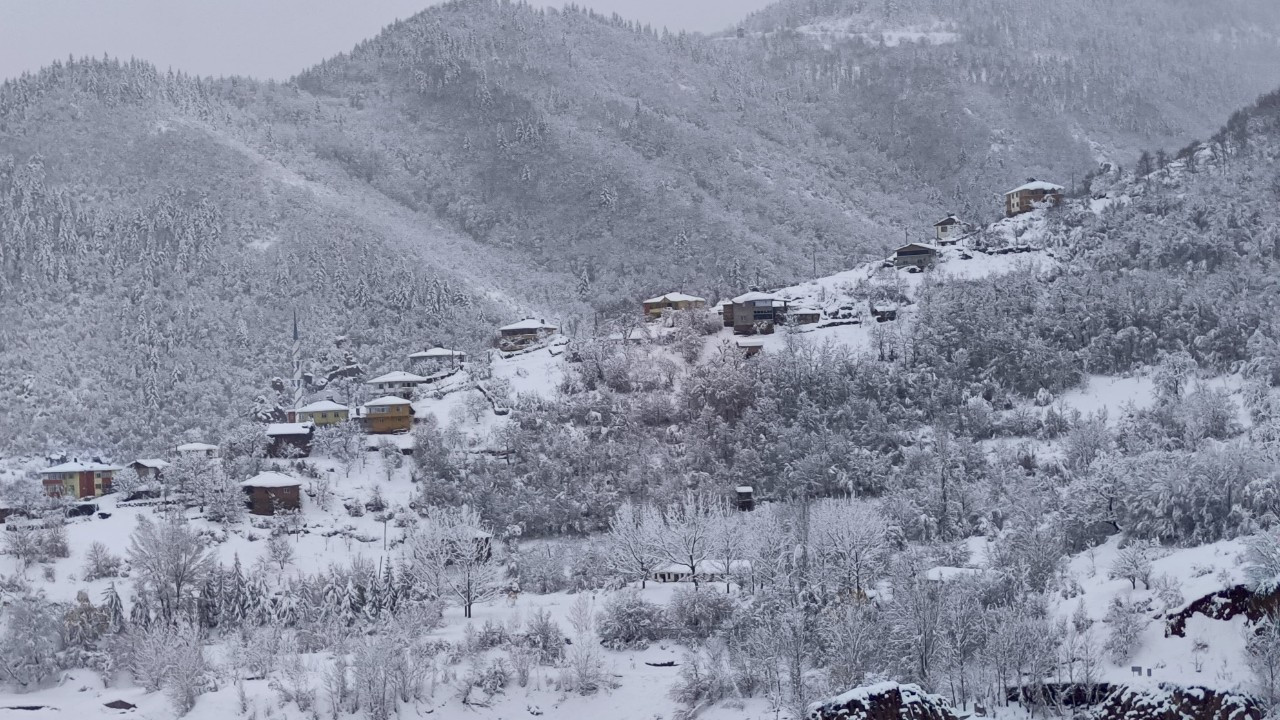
<box><xmin>1026</xmin><ymin>177</ymin><xmax>1036</xmax><ymax>183</ymax></box>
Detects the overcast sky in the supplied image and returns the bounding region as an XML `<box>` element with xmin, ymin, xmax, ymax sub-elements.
<box><xmin>0</xmin><ymin>0</ymin><xmax>772</xmax><ymax>82</ymax></box>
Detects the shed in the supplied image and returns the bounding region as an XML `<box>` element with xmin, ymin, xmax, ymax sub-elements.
<box><xmin>176</xmin><ymin>442</ymin><xmax>218</xmax><ymax>457</ymax></box>
<box><xmin>129</xmin><ymin>458</ymin><xmax>169</xmax><ymax>481</ymax></box>
<box><xmin>871</xmin><ymin>301</ymin><xmax>899</xmax><ymax>322</ymax></box>
<box><xmin>892</xmin><ymin>243</ymin><xmax>939</xmax><ymax>269</ymax></box>
<box><xmin>737</xmin><ymin>338</ymin><xmax>765</xmax><ymax>358</ymax></box>
<box><xmin>240</xmin><ymin>472</ymin><xmax>302</xmax><ymax>515</ymax></box>
<box><xmin>736</xmin><ymin>485</ymin><xmax>756</xmax><ymax>512</ymax></box>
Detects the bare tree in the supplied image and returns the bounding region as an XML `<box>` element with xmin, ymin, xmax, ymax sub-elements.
<box><xmin>604</xmin><ymin>500</ymin><xmax>662</xmax><ymax>588</ymax></box>
<box><xmin>654</xmin><ymin>493</ymin><xmax>714</xmax><ymax>590</ymax></box>
<box><xmin>127</xmin><ymin>515</ymin><xmax>214</xmax><ymax>621</ymax></box>
<box><xmin>408</xmin><ymin>505</ymin><xmax>500</xmax><ymax>618</ymax></box>
<box><xmin>810</xmin><ymin>498</ymin><xmax>889</xmax><ymax>599</ymax></box>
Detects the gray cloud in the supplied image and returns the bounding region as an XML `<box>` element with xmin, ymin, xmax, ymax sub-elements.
<box><xmin>0</xmin><ymin>0</ymin><xmax>772</xmax><ymax>81</ymax></box>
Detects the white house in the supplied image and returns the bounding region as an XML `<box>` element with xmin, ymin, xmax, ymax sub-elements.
<box><xmin>366</xmin><ymin>371</ymin><xmax>428</xmax><ymax>399</ymax></box>
<box><xmin>408</xmin><ymin>347</ymin><xmax>468</xmax><ymax>368</ymax></box>
<box><xmin>933</xmin><ymin>215</ymin><xmax>971</xmax><ymax>245</ymax></box>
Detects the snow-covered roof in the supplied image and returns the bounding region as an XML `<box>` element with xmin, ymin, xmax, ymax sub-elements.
<box><xmin>367</xmin><ymin>371</ymin><xmax>428</xmax><ymax>385</ymax></box>
<box><xmin>266</xmin><ymin>422</ymin><xmax>314</xmax><ymax>437</ymax></box>
<box><xmin>40</xmin><ymin>460</ymin><xmax>122</xmax><ymax>474</ymax></box>
<box><xmin>934</xmin><ymin>215</ymin><xmax>961</xmax><ymax>226</ymax></box>
<box><xmin>408</xmin><ymin>347</ymin><xmax>467</xmax><ymax>359</ymax></box>
<box><xmin>643</xmin><ymin>292</ymin><xmax>706</xmax><ymax>304</ymax></box>
<box><xmin>296</xmin><ymin>400</ymin><xmax>348</xmax><ymax>413</ymax></box>
<box><xmin>654</xmin><ymin>560</ymin><xmax>751</xmax><ymax>575</ymax></box>
<box><xmin>1005</xmin><ymin>179</ymin><xmax>1064</xmax><ymax>195</ymax></box>
<box><xmin>176</xmin><ymin>442</ymin><xmax>218</xmax><ymax>452</ymax></box>
<box><xmin>872</xmin><ymin>302</ymin><xmax>899</xmax><ymax>312</ymax></box>
<box><xmin>736</xmin><ymin>485</ymin><xmax>754</xmax><ymax>494</ymax></box>
<box><xmin>132</xmin><ymin>458</ymin><xmax>170</xmax><ymax>469</ymax></box>
<box><xmin>731</xmin><ymin>291</ymin><xmax>781</xmax><ymax>304</ymax></box>
<box><xmin>499</xmin><ymin>318</ymin><xmax>557</xmax><ymax>332</ymax></box>
<box><xmin>240</xmin><ymin>472</ymin><xmax>302</xmax><ymax>489</ymax></box>
<box><xmin>895</xmin><ymin>243</ymin><xmax>940</xmax><ymax>253</ymax></box>
<box><xmin>364</xmin><ymin>396</ymin><xmax>414</xmax><ymax>408</ymax></box>
<box><xmin>789</xmin><ymin>306</ymin><xmax>820</xmax><ymax>314</ymax></box>
<box><xmin>737</xmin><ymin>338</ymin><xmax>766</xmax><ymax>348</ymax></box>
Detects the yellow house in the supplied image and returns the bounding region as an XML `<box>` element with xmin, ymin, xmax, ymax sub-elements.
<box><xmin>642</xmin><ymin>292</ymin><xmax>707</xmax><ymax>319</ymax></box>
<box><xmin>291</xmin><ymin>399</ymin><xmax>350</xmax><ymax>426</ymax></box>
<box><xmin>361</xmin><ymin>396</ymin><xmax>415</xmax><ymax>434</ymax></box>
<box><xmin>40</xmin><ymin>460</ymin><xmax>123</xmax><ymax>498</ymax></box>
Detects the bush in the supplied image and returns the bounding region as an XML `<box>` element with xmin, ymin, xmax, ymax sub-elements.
<box><xmin>522</xmin><ymin>609</ymin><xmax>564</xmax><ymax>665</ymax></box>
<box><xmin>667</xmin><ymin>588</ymin><xmax>736</xmax><ymax>641</ymax></box>
<box><xmin>82</xmin><ymin>541</ymin><xmax>123</xmax><ymax>580</ymax></box>
<box><xmin>597</xmin><ymin>591</ymin><xmax>665</xmax><ymax>649</ymax></box>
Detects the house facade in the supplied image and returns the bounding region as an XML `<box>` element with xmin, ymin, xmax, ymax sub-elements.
<box><xmin>362</xmin><ymin>396</ymin><xmax>414</xmax><ymax>434</ymax></box>
<box><xmin>40</xmin><ymin>460</ymin><xmax>123</xmax><ymax>498</ymax></box>
<box><xmin>366</xmin><ymin>371</ymin><xmax>427</xmax><ymax>400</ymax></box>
<box><xmin>240</xmin><ymin>472</ymin><xmax>302</xmax><ymax>515</ymax></box>
<box><xmin>290</xmin><ymin>400</ymin><xmax>349</xmax><ymax>426</ymax></box>
<box><xmin>1004</xmin><ymin>179</ymin><xmax>1065</xmax><ymax>217</ymax></box>
<box><xmin>728</xmin><ymin>292</ymin><xmax>788</xmax><ymax>334</ymax></box>
<box><xmin>498</xmin><ymin>319</ymin><xmax>558</xmax><ymax>350</ymax></box>
<box><xmin>893</xmin><ymin>243</ymin><xmax>939</xmax><ymax>269</ymax></box>
<box><xmin>641</xmin><ymin>292</ymin><xmax>707</xmax><ymax>319</ymax></box>
<box><xmin>933</xmin><ymin>215</ymin><xmax>971</xmax><ymax>245</ymax></box>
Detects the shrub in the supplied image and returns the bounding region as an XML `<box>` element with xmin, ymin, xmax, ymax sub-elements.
<box><xmin>522</xmin><ymin>609</ymin><xmax>564</xmax><ymax>665</ymax></box>
<box><xmin>82</xmin><ymin>541</ymin><xmax>123</xmax><ymax>581</ymax></box>
<box><xmin>597</xmin><ymin>591</ymin><xmax>665</xmax><ymax>649</ymax></box>
<box><xmin>667</xmin><ymin>588</ymin><xmax>736</xmax><ymax>641</ymax></box>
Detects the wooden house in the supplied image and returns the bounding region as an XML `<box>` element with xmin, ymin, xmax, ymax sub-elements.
<box><xmin>736</xmin><ymin>485</ymin><xmax>756</xmax><ymax>512</ymax></box>
<box><xmin>893</xmin><ymin>243</ymin><xmax>940</xmax><ymax>269</ymax></box>
<box><xmin>176</xmin><ymin>442</ymin><xmax>218</xmax><ymax>458</ymax></box>
<box><xmin>498</xmin><ymin>319</ymin><xmax>558</xmax><ymax>350</ymax></box>
<box><xmin>129</xmin><ymin>459</ymin><xmax>169</xmax><ymax>482</ymax></box>
<box><xmin>871</xmin><ymin>301</ymin><xmax>898</xmax><ymax>322</ymax></box>
<box><xmin>408</xmin><ymin>347</ymin><xmax>468</xmax><ymax>369</ymax></box>
<box><xmin>362</xmin><ymin>396</ymin><xmax>415</xmax><ymax>434</ymax></box>
<box><xmin>240</xmin><ymin>472</ymin><xmax>302</xmax><ymax>515</ymax></box>
<box><xmin>266</xmin><ymin>422</ymin><xmax>315</xmax><ymax>458</ymax></box>
<box><xmin>366</xmin><ymin>371</ymin><xmax>427</xmax><ymax>400</ymax></box>
<box><xmin>39</xmin><ymin>460</ymin><xmax>123</xmax><ymax>499</ymax></box>
<box><xmin>933</xmin><ymin>215</ymin><xmax>971</xmax><ymax>245</ymax></box>
<box><xmin>728</xmin><ymin>292</ymin><xmax>788</xmax><ymax>334</ymax></box>
<box><xmin>289</xmin><ymin>399</ymin><xmax>349</xmax><ymax>426</ymax></box>
<box><xmin>641</xmin><ymin>292</ymin><xmax>707</xmax><ymax>319</ymax></box>
<box><xmin>1004</xmin><ymin>179</ymin><xmax>1065</xmax><ymax>217</ymax></box>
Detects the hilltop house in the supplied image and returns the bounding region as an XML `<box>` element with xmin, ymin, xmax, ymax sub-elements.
<box><xmin>727</xmin><ymin>292</ymin><xmax>789</xmax><ymax>334</ymax></box>
<box><xmin>266</xmin><ymin>422</ymin><xmax>315</xmax><ymax>458</ymax></box>
<box><xmin>642</xmin><ymin>292</ymin><xmax>707</xmax><ymax>319</ymax></box>
<box><xmin>408</xmin><ymin>347</ymin><xmax>467</xmax><ymax>369</ymax></box>
<box><xmin>361</xmin><ymin>396</ymin><xmax>414</xmax><ymax>434</ymax></box>
<box><xmin>1005</xmin><ymin>179</ymin><xmax>1065</xmax><ymax>217</ymax></box>
<box><xmin>366</xmin><ymin>371</ymin><xmax>427</xmax><ymax>400</ymax></box>
<box><xmin>893</xmin><ymin>243</ymin><xmax>940</xmax><ymax>269</ymax></box>
<box><xmin>241</xmin><ymin>472</ymin><xmax>301</xmax><ymax>516</ymax></box>
<box><xmin>498</xmin><ymin>318</ymin><xmax>558</xmax><ymax>350</ymax></box>
<box><xmin>289</xmin><ymin>399</ymin><xmax>349</xmax><ymax>426</ymax></box>
<box><xmin>933</xmin><ymin>215</ymin><xmax>971</xmax><ymax>245</ymax></box>
<box><xmin>176</xmin><ymin>442</ymin><xmax>218</xmax><ymax>458</ymax></box>
<box><xmin>40</xmin><ymin>460</ymin><xmax>123</xmax><ymax>498</ymax></box>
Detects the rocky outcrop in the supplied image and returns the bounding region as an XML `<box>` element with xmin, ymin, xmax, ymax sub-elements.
<box><xmin>807</xmin><ymin>682</ymin><xmax>956</xmax><ymax>720</ymax></box>
<box><xmin>1166</xmin><ymin>584</ymin><xmax>1280</xmax><ymax>637</ymax></box>
<box><xmin>1093</xmin><ymin>684</ymin><xmax>1263</xmax><ymax>720</ymax></box>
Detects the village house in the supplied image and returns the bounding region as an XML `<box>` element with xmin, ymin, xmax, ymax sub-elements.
<box><xmin>727</xmin><ymin>292</ymin><xmax>789</xmax><ymax>334</ymax></box>
<box><xmin>736</xmin><ymin>485</ymin><xmax>756</xmax><ymax>512</ymax></box>
<box><xmin>641</xmin><ymin>292</ymin><xmax>707</xmax><ymax>319</ymax></box>
<box><xmin>266</xmin><ymin>422</ymin><xmax>315</xmax><ymax>458</ymax></box>
<box><xmin>787</xmin><ymin>306</ymin><xmax>822</xmax><ymax>325</ymax></box>
<box><xmin>240</xmin><ymin>472</ymin><xmax>302</xmax><ymax>516</ymax></box>
<box><xmin>652</xmin><ymin>560</ymin><xmax>751</xmax><ymax>584</ymax></box>
<box><xmin>892</xmin><ymin>243</ymin><xmax>940</xmax><ymax>269</ymax></box>
<box><xmin>39</xmin><ymin>460</ymin><xmax>123</xmax><ymax>498</ymax></box>
<box><xmin>361</xmin><ymin>396</ymin><xmax>415</xmax><ymax>434</ymax></box>
<box><xmin>737</xmin><ymin>338</ymin><xmax>765</xmax><ymax>358</ymax></box>
<box><xmin>176</xmin><ymin>442</ymin><xmax>218</xmax><ymax>458</ymax></box>
<box><xmin>288</xmin><ymin>399</ymin><xmax>349</xmax><ymax>426</ymax></box>
<box><xmin>933</xmin><ymin>215</ymin><xmax>971</xmax><ymax>245</ymax></box>
<box><xmin>498</xmin><ymin>318</ymin><xmax>558</xmax><ymax>350</ymax></box>
<box><xmin>366</xmin><ymin>371</ymin><xmax>427</xmax><ymax>400</ymax></box>
<box><xmin>129</xmin><ymin>459</ymin><xmax>169</xmax><ymax>483</ymax></box>
<box><xmin>408</xmin><ymin>347</ymin><xmax>468</xmax><ymax>369</ymax></box>
<box><xmin>1004</xmin><ymin>179</ymin><xmax>1065</xmax><ymax>217</ymax></box>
